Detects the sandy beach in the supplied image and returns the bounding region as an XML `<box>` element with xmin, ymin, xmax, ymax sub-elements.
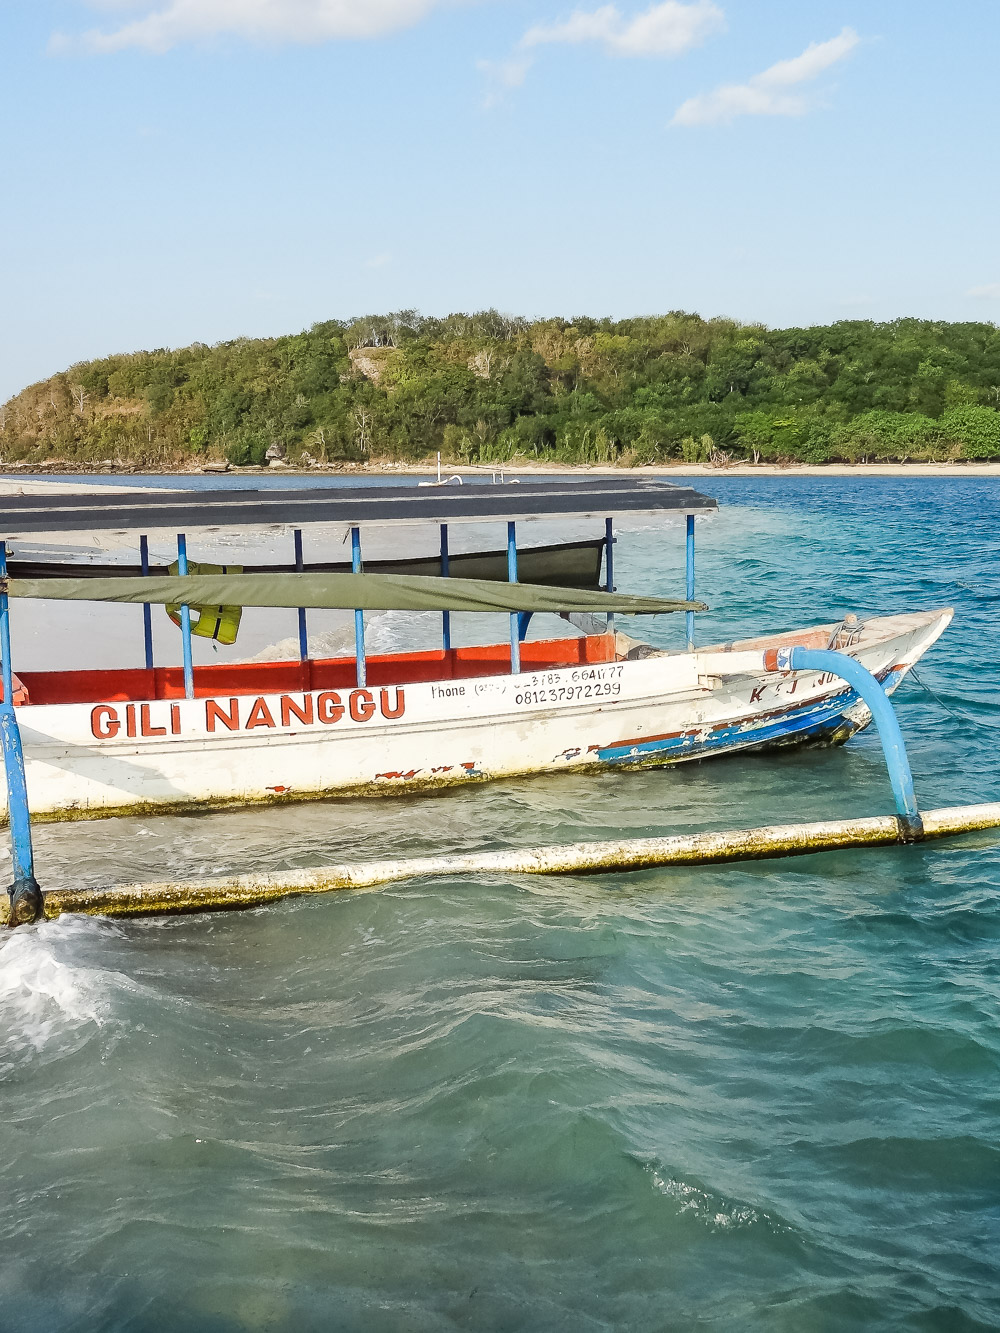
<box><xmin>4</xmin><ymin>460</ymin><xmax>1000</xmax><ymax>494</ymax></box>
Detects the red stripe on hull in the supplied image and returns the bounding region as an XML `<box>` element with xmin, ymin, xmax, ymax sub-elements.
<box><xmin>17</xmin><ymin>635</ymin><xmax>617</xmax><ymax>707</ymax></box>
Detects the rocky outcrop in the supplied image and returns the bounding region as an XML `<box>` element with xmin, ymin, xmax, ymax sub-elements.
<box><xmin>348</xmin><ymin>346</ymin><xmax>399</xmax><ymax>384</ymax></box>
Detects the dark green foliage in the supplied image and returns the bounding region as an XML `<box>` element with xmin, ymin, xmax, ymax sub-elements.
<box><xmin>4</xmin><ymin>313</ymin><xmax>1000</xmax><ymax>466</ymax></box>
<box><xmin>940</xmin><ymin>405</ymin><xmax>1000</xmax><ymax>458</ymax></box>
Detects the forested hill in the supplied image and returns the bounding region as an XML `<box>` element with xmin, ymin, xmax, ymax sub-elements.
<box><xmin>5</xmin><ymin>310</ymin><xmax>1000</xmax><ymax>469</ymax></box>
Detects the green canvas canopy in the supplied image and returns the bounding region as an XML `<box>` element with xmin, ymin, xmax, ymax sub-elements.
<box><xmin>7</xmin><ymin>571</ymin><xmax>705</xmax><ymax>617</ymax></box>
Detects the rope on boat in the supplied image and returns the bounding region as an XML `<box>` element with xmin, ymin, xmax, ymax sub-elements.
<box><xmin>6</xmin><ymin>803</ymin><xmax>1000</xmax><ymax>926</ymax></box>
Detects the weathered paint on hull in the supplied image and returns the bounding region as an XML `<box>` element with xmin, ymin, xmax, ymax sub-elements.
<box><xmin>1</xmin><ymin>609</ymin><xmax>950</xmax><ymax>823</ymax></box>
<box><xmin>589</xmin><ymin>672</ymin><xmax>902</xmax><ymax>768</ymax></box>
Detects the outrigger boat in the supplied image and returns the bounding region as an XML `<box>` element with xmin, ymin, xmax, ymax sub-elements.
<box><xmin>0</xmin><ymin>475</ymin><xmax>992</xmax><ymax>927</ymax></box>
<box><xmin>0</xmin><ymin>477</ymin><xmax>951</xmax><ymax>820</ymax></box>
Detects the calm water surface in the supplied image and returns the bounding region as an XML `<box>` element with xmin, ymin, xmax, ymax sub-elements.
<box><xmin>2</xmin><ymin>477</ymin><xmax>999</xmax><ymax>1331</ymax></box>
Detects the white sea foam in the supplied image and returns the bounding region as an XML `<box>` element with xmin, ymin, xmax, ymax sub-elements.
<box><xmin>249</xmin><ymin>607</ymin><xmax>543</xmax><ymax>664</ymax></box>
<box><xmin>247</xmin><ymin>610</ymin><xmax>435</xmax><ymax>662</ymax></box>
<box><xmin>363</xmin><ymin>608</ymin><xmax>576</xmax><ymax>656</ymax></box>
<box><xmin>650</xmin><ymin>1167</ymin><xmax>774</xmax><ymax>1231</ymax></box>
<box><xmin>246</xmin><ymin>595</ymin><xmax>589</xmax><ymax>666</ymax></box>
<box><xmin>364</xmin><ymin>609</ymin><xmax>438</xmax><ymax>655</ymax></box>
<box><xmin>0</xmin><ymin>916</ymin><xmax>130</xmax><ymax>1064</ymax></box>
<box><xmin>249</xmin><ymin>625</ymin><xmax>357</xmax><ymax>662</ymax></box>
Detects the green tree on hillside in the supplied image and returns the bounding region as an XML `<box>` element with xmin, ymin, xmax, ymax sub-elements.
<box><xmin>4</xmin><ymin>313</ymin><xmax>1000</xmax><ymax>468</ymax></box>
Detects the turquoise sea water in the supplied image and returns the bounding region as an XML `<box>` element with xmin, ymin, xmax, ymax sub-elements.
<box><xmin>2</xmin><ymin>477</ymin><xmax>999</xmax><ymax>1331</ymax></box>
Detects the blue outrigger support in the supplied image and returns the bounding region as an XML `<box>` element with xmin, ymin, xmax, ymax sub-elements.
<box><xmin>781</xmin><ymin>646</ymin><xmax>923</xmax><ymax>839</ymax></box>
<box><xmin>0</xmin><ymin>543</ymin><xmax>43</xmax><ymax>925</ymax></box>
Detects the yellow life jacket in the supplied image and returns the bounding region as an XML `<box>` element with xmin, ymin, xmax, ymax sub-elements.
<box><xmin>165</xmin><ymin>560</ymin><xmax>243</xmax><ymax>646</ymax></box>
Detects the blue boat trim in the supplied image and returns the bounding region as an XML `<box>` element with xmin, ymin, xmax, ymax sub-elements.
<box><xmin>589</xmin><ymin>667</ymin><xmax>905</xmax><ymax>768</ymax></box>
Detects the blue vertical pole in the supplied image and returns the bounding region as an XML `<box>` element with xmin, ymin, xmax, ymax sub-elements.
<box><xmin>508</xmin><ymin>521</ymin><xmax>520</xmax><ymax>675</ymax></box>
<box><xmin>685</xmin><ymin>513</ymin><xmax>696</xmax><ymax>651</ymax></box>
<box><xmin>605</xmin><ymin>516</ymin><xmax>616</xmax><ymax>636</ymax></box>
<box><xmin>294</xmin><ymin>529</ymin><xmax>308</xmax><ymax>662</ymax></box>
<box><xmin>352</xmin><ymin>526</ymin><xmax>366</xmax><ymax>688</ymax></box>
<box><xmin>176</xmin><ymin>533</ymin><xmax>195</xmax><ymax>700</ymax></box>
<box><xmin>0</xmin><ymin>542</ymin><xmax>41</xmax><ymax>925</ymax></box>
<box><xmin>0</xmin><ymin>550</ymin><xmax>17</xmax><ymax>716</ymax></box>
<box><xmin>139</xmin><ymin>534</ymin><xmax>154</xmax><ymax>671</ymax></box>
<box><xmin>440</xmin><ymin>523</ymin><xmax>451</xmax><ymax>652</ymax></box>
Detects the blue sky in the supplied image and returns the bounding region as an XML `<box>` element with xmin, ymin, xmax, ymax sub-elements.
<box><xmin>2</xmin><ymin>0</ymin><xmax>998</xmax><ymax>400</ymax></box>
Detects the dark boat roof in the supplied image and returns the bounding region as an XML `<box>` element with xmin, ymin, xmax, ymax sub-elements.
<box><xmin>0</xmin><ymin>477</ymin><xmax>717</xmax><ymax>536</ymax></box>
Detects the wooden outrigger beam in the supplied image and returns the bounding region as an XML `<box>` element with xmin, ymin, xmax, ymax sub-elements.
<box><xmin>4</xmin><ymin>804</ymin><xmax>1000</xmax><ymax>925</ymax></box>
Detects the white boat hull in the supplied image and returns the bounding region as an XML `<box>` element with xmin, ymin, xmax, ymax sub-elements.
<box><xmin>4</xmin><ymin>609</ymin><xmax>951</xmax><ymax>822</ymax></box>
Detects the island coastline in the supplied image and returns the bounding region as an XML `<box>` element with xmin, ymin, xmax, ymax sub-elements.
<box><xmin>3</xmin><ymin>459</ymin><xmax>1000</xmax><ymax>496</ymax></box>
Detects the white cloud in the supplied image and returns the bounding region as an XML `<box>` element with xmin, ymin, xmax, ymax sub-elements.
<box><xmin>522</xmin><ymin>0</ymin><xmax>724</xmax><ymax>58</ymax></box>
<box><xmin>479</xmin><ymin>0</ymin><xmax>723</xmax><ymax>107</ymax></box>
<box><xmin>477</xmin><ymin>55</ymin><xmax>533</xmax><ymax>107</ymax></box>
<box><xmin>65</xmin><ymin>0</ymin><xmax>454</xmax><ymax>53</ymax></box>
<box><xmin>364</xmin><ymin>252</ymin><xmax>393</xmax><ymax>269</ymax></box>
<box><xmin>671</xmin><ymin>26</ymin><xmax>859</xmax><ymax>126</ymax></box>
<box><xmin>968</xmin><ymin>283</ymin><xmax>1000</xmax><ymax>300</ymax></box>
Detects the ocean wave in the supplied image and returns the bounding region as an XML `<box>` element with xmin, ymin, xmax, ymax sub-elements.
<box><xmin>648</xmin><ymin>1164</ymin><xmax>787</xmax><ymax>1234</ymax></box>
<box><xmin>248</xmin><ymin>606</ymin><xmax>585</xmax><ymax>665</ymax></box>
<box><xmin>0</xmin><ymin>916</ymin><xmax>132</xmax><ymax>1073</ymax></box>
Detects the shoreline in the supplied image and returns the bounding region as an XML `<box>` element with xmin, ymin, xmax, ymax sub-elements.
<box><xmin>3</xmin><ymin>460</ymin><xmax>1000</xmax><ymax>486</ymax></box>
